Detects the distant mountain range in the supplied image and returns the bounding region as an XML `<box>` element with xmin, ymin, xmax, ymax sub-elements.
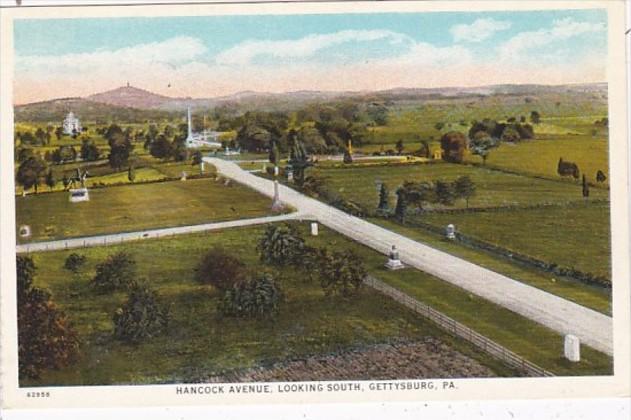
<box><xmin>14</xmin><ymin>82</ymin><xmax>607</xmax><ymax>123</ymax></box>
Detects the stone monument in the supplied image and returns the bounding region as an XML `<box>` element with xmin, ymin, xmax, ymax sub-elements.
<box><xmin>68</xmin><ymin>168</ymin><xmax>90</xmax><ymax>203</ymax></box>
<box><xmin>271</xmin><ymin>180</ymin><xmax>284</xmax><ymax>212</ymax></box>
<box><xmin>181</xmin><ymin>171</ymin><xmax>187</xmax><ymax>181</ymax></box>
<box><xmin>564</xmin><ymin>334</ymin><xmax>580</xmax><ymax>362</ymax></box>
<box><xmin>311</xmin><ymin>222</ymin><xmax>319</xmax><ymax>236</ymax></box>
<box><xmin>385</xmin><ymin>245</ymin><xmax>404</xmax><ymax>270</ymax></box>
<box><xmin>274</xmin><ymin>166</ymin><xmax>280</xmax><ymax>177</ymax></box>
<box><xmin>445</xmin><ymin>224</ymin><xmax>456</xmax><ymax>240</ymax></box>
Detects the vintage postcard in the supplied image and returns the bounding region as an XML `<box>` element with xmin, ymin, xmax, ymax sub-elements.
<box><xmin>0</xmin><ymin>0</ymin><xmax>629</xmax><ymax>410</ymax></box>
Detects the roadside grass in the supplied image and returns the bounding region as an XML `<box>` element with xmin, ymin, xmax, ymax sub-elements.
<box><xmin>310</xmin><ymin>162</ymin><xmax>608</xmax><ymax>210</ymax></box>
<box><xmin>21</xmin><ymin>224</ymin><xmax>515</xmax><ymax>386</ymax></box>
<box><xmin>370</xmin><ymin>218</ymin><xmax>611</xmax><ymax>314</ymax></box>
<box><xmin>420</xmin><ymin>202</ymin><xmax>611</xmax><ymax>280</ymax></box>
<box><xmin>16</xmin><ymin>177</ymin><xmax>275</xmax><ymax>243</ymax></box>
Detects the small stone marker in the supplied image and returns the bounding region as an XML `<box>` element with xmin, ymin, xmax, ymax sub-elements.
<box><xmin>181</xmin><ymin>171</ymin><xmax>187</xmax><ymax>181</ymax></box>
<box><xmin>311</xmin><ymin>222</ymin><xmax>319</xmax><ymax>236</ymax></box>
<box><xmin>445</xmin><ymin>224</ymin><xmax>456</xmax><ymax>240</ymax></box>
<box><xmin>564</xmin><ymin>334</ymin><xmax>580</xmax><ymax>362</ymax></box>
<box><xmin>262</xmin><ymin>163</ymin><xmax>267</xmax><ymax>172</ymax></box>
<box><xmin>18</xmin><ymin>225</ymin><xmax>31</xmax><ymax>238</ymax></box>
<box><xmin>200</xmin><ymin>161</ymin><xmax>205</xmax><ymax>173</ymax></box>
<box><xmin>274</xmin><ymin>166</ymin><xmax>280</xmax><ymax>176</ymax></box>
<box><xmin>385</xmin><ymin>245</ymin><xmax>404</xmax><ymax>270</ymax></box>
<box><xmin>287</xmin><ymin>169</ymin><xmax>294</xmax><ymax>182</ymax></box>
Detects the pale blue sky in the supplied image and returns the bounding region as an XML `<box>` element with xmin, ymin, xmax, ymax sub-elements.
<box><xmin>13</xmin><ymin>9</ymin><xmax>608</xmax><ymax>103</ymax></box>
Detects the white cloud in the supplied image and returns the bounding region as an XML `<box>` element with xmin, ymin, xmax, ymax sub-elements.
<box><xmin>214</xmin><ymin>29</ymin><xmax>411</xmax><ymax>66</ymax></box>
<box><xmin>16</xmin><ymin>36</ymin><xmax>207</xmax><ymax>75</ymax></box>
<box><xmin>450</xmin><ymin>18</ymin><xmax>511</xmax><ymax>43</ymax></box>
<box><xmin>498</xmin><ymin>17</ymin><xmax>605</xmax><ymax>60</ymax></box>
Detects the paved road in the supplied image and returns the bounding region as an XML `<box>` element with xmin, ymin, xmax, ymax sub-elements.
<box><xmin>204</xmin><ymin>157</ymin><xmax>613</xmax><ymax>356</ymax></box>
<box><xmin>16</xmin><ymin>213</ymin><xmax>303</xmax><ymax>254</ymax></box>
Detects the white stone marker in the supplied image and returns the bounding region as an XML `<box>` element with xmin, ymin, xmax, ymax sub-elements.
<box><xmin>564</xmin><ymin>334</ymin><xmax>581</xmax><ymax>362</ymax></box>
<box><xmin>446</xmin><ymin>224</ymin><xmax>456</xmax><ymax>240</ymax></box>
<box><xmin>274</xmin><ymin>166</ymin><xmax>280</xmax><ymax>176</ymax></box>
<box><xmin>311</xmin><ymin>222</ymin><xmax>319</xmax><ymax>236</ymax></box>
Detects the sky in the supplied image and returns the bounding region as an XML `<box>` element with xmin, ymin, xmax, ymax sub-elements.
<box><xmin>13</xmin><ymin>9</ymin><xmax>608</xmax><ymax>104</ymax></box>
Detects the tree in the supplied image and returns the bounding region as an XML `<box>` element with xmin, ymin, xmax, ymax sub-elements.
<box><xmin>108</xmin><ymin>131</ymin><xmax>133</xmax><ymax>170</ymax></box>
<box><xmin>440</xmin><ymin>131</ymin><xmax>467</xmax><ymax>163</ymax></box>
<box><xmin>288</xmin><ymin>134</ymin><xmax>311</xmax><ymax>186</ymax></box>
<box><xmin>219</xmin><ymin>273</ymin><xmax>282</xmax><ymax>319</ymax></box>
<box><xmin>582</xmin><ymin>175</ymin><xmax>590</xmax><ymax>200</ymax></box>
<box><xmin>195</xmin><ymin>247</ymin><xmax>246</xmax><ymax>291</ymax></box>
<box><xmin>434</xmin><ymin>122</ymin><xmax>445</xmax><ymax>131</ymax></box>
<box><xmin>470</xmin><ymin>132</ymin><xmax>498</xmax><ymax>164</ymax></box>
<box><xmin>45</xmin><ymin>168</ymin><xmax>56</xmax><ymax>191</ymax></box>
<box><xmin>17</xmin><ymin>256</ymin><xmax>80</xmax><ymax>379</ymax></box>
<box><xmin>395</xmin><ymin>140</ymin><xmax>405</xmax><ymax>155</ymax></box>
<box><xmin>113</xmin><ymin>283</ymin><xmax>169</xmax><ymax>343</ymax></box>
<box><xmin>64</xmin><ymin>253</ymin><xmax>86</xmax><ymax>273</ymax></box>
<box><xmin>557</xmin><ymin>158</ymin><xmax>580</xmax><ymax>179</ymax></box>
<box><xmin>35</xmin><ymin>127</ymin><xmax>47</xmax><ymax>145</ymax></box>
<box><xmin>399</xmin><ymin>181</ymin><xmax>436</xmax><ymax>211</ymax></box>
<box><xmin>149</xmin><ymin>134</ymin><xmax>172</xmax><ymax>160</ymax></box>
<box><xmin>92</xmin><ymin>252</ymin><xmax>136</xmax><ymax>293</ymax></box>
<box><xmin>16</xmin><ymin>155</ymin><xmax>47</xmax><ymax>193</ymax></box>
<box><xmin>530</xmin><ymin>110</ymin><xmax>541</xmax><ymax>124</ymax></box>
<box><xmin>453</xmin><ymin>176</ymin><xmax>476</xmax><ymax>208</ymax></box>
<box><xmin>54</xmin><ymin>126</ymin><xmax>64</xmax><ymax>141</ymax></box>
<box><xmin>394</xmin><ymin>187</ymin><xmax>408</xmax><ymax>222</ymax></box>
<box><xmin>318</xmin><ymin>249</ymin><xmax>366</xmax><ymax>297</ymax></box>
<box><xmin>191</xmin><ymin>150</ymin><xmax>203</xmax><ymax>166</ymax></box>
<box><xmin>46</xmin><ymin>125</ymin><xmax>54</xmax><ymax>144</ymax></box>
<box><xmin>500</xmin><ymin>127</ymin><xmax>521</xmax><ymax>143</ymax></box>
<box><xmin>257</xmin><ymin>224</ymin><xmax>306</xmax><ymax>266</ymax></box>
<box><xmin>596</xmin><ymin>170</ymin><xmax>607</xmax><ymax>183</ymax></box>
<box><xmin>377</xmin><ymin>183</ymin><xmax>389</xmax><ymax>212</ymax></box>
<box><xmin>434</xmin><ymin>180</ymin><xmax>456</xmax><ymax>206</ymax></box>
<box><xmin>269</xmin><ymin>140</ymin><xmax>281</xmax><ymax>165</ymax></box>
<box><xmin>127</xmin><ymin>165</ymin><xmax>136</xmax><ymax>183</ymax></box>
<box><xmin>80</xmin><ymin>139</ymin><xmax>101</xmax><ymax>161</ymax></box>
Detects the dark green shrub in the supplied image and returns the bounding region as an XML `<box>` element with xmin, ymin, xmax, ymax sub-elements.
<box><xmin>195</xmin><ymin>247</ymin><xmax>246</xmax><ymax>291</ymax></box>
<box><xmin>257</xmin><ymin>224</ymin><xmax>305</xmax><ymax>266</ymax></box>
<box><xmin>113</xmin><ymin>282</ymin><xmax>169</xmax><ymax>343</ymax></box>
<box><xmin>64</xmin><ymin>253</ymin><xmax>86</xmax><ymax>273</ymax></box>
<box><xmin>92</xmin><ymin>252</ymin><xmax>136</xmax><ymax>293</ymax></box>
<box><xmin>318</xmin><ymin>249</ymin><xmax>366</xmax><ymax>297</ymax></box>
<box><xmin>220</xmin><ymin>273</ymin><xmax>282</xmax><ymax>319</ymax></box>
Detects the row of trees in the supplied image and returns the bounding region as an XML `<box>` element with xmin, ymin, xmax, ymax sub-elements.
<box><xmin>15</xmin><ymin>124</ymin><xmax>86</xmax><ymax>147</ymax></box>
<box><xmin>393</xmin><ymin>176</ymin><xmax>477</xmax><ymax>221</ymax></box>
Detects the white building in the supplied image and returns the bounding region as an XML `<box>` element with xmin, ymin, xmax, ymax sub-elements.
<box><xmin>63</xmin><ymin>112</ymin><xmax>82</xmax><ymax>135</ymax></box>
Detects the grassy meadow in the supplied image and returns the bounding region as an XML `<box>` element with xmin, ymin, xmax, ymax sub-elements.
<box><xmin>22</xmin><ymin>222</ymin><xmax>611</xmax><ymax>386</ymax></box>
<box><xmin>310</xmin><ymin>162</ymin><xmax>608</xmax><ymax>211</ymax></box>
<box><xmin>421</xmin><ymin>202</ymin><xmax>611</xmax><ymax>280</ymax></box>
<box><xmin>21</xmin><ymin>223</ymin><xmax>516</xmax><ymax>386</ymax></box>
<box><xmin>16</xmin><ymin>178</ymin><xmax>275</xmax><ymax>243</ymax></box>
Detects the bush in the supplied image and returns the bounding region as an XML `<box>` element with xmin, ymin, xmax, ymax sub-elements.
<box><xmin>17</xmin><ymin>256</ymin><xmax>80</xmax><ymax>379</ymax></box>
<box><xmin>113</xmin><ymin>283</ymin><xmax>169</xmax><ymax>343</ymax></box>
<box><xmin>318</xmin><ymin>249</ymin><xmax>366</xmax><ymax>297</ymax></box>
<box><xmin>440</xmin><ymin>131</ymin><xmax>467</xmax><ymax>163</ymax></box>
<box><xmin>195</xmin><ymin>247</ymin><xmax>246</xmax><ymax>291</ymax></box>
<box><xmin>257</xmin><ymin>224</ymin><xmax>306</xmax><ymax>266</ymax></box>
<box><xmin>92</xmin><ymin>252</ymin><xmax>136</xmax><ymax>293</ymax></box>
<box><xmin>219</xmin><ymin>273</ymin><xmax>282</xmax><ymax>319</ymax></box>
<box><xmin>64</xmin><ymin>253</ymin><xmax>86</xmax><ymax>273</ymax></box>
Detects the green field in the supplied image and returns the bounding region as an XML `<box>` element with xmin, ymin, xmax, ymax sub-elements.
<box><xmin>16</xmin><ymin>178</ymin><xmax>275</xmax><ymax>243</ymax></box>
<box><xmin>465</xmin><ymin>135</ymin><xmax>609</xmax><ymax>185</ymax></box>
<box><xmin>22</xmin><ymin>224</ymin><xmax>515</xmax><ymax>386</ymax></box>
<box><xmin>372</xmin><ymin>218</ymin><xmax>611</xmax><ymax>314</ymax></box>
<box><xmin>421</xmin><ymin>202</ymin><xmax>611</xmax><ymax>280</ymax></box>
<box><xmin>311</xmin><ymin>162</ymin><xmax>608</xmax><ymax>211</ymax></box>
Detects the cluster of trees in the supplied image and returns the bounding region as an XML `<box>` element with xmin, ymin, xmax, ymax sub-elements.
<box><xmin>195</xmin><ymin>246</ymin><xmax>282</xmax><ymax>319</ymax></box>
<box><xmin>258</xmin><ymin>224</ymin><xmax>366</xmax><ymax>297</ymax></box>
<box><xmin>393</xmin><ymin>176</ymin><xmax>477</xmax><ymax>221</ymax></box>
<box><xmin>89</xmin><ymin>252</ymin><xmax>170</xmax><ymax>343</ymax></box>
<box><xmin>103</xmin><ymin>124</ymin><xmax>135</xmax><ymax>170</ymax></box>
<box><xmin>143</xmin><ymin>123</ymin><xmax>188</xmax><ymax>162</ymax></box>
<box><xmin>17</xmin><ymin>256</ymin><xmax>80</xmax><ymax>379</ymax></box>
<box><xmin>15</xmin><ymin>152</ymin><xmax>52</xmax><ymax>193</ymax></box>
